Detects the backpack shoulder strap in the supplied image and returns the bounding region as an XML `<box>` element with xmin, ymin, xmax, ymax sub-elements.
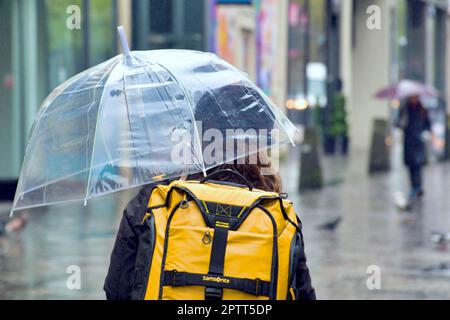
<box><xmin>146</xmin><ymin>182</ymin><xmax>172</xmax><ymax>210</ymax></box>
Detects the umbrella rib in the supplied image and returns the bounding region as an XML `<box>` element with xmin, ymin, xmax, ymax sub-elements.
<box><xmin>121</xmin><ymin>58</ymin><xmax>145</xmax><ymax>185</ymax></box>
<box><xmin>131</xmin><ymin>55</ymin><xmax>185</xmax><ymax>124</ymax></box>
<box><xmin>128</xmin><ymin>55</ymin><xmax>180</xmax><ymax>167</ymax></box>
<box><xmin>84</xmin><ymin>58</ymin><xmax>122</xmax><ymax>205</ymax></box>
<box><xmin>153</xmin><ymin>62</ymin><xmax>207</xmax><ymax>176</ymax></box>
<box><xmin>133</xmin><ymin>55</ymin><xmax>207</xmax><ymax>176</ymax></box>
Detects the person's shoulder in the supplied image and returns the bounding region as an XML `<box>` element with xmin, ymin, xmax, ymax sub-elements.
<box><xmin>123</xmin><ymin>181</ymin><xmax>170</xmax><ymax>224</ymax></box>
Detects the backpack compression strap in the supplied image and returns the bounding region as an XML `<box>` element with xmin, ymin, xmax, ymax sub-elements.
<box><xmin>162</xmin><ymin>271</ymin><xmax>271</xmax><ymax>297</ymax></box>
<box><xmin>205</xmin><ymin>219</ymin><xmax>230</xmax><ymax>300</ymax></box>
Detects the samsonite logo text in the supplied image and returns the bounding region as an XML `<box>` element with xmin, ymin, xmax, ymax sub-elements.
<box><xmin>203</xmin><ymin>276</ymin><xmax>230</xmax><ymax>284</ymax></box>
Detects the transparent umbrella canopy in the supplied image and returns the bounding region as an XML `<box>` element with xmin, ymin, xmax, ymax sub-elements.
<box><xmin>11</xmin><ymin>28</ymin><xmax>297</xmax><ymax>214</ymax></box>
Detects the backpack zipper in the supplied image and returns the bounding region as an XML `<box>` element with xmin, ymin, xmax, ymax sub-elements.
<box><xmin>136</xmin><ymin>209</ymin><xmax>156</xmax><ymax>300</ymax></box>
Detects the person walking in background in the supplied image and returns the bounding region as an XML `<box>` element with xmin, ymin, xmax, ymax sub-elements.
<box><xmin>397</xmin><ymin>95</ymin><xmax>432</xmax><ymax>198</ymax></box>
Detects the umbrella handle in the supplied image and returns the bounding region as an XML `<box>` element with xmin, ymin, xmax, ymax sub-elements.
<box><xmin>200</xmin><ymin>169</ymin><xmax>253</xmax><ymax>191</ymax></box>
<box><xmin>117</xmin><ymin>26</ymin><xmax>131</xmax><ymax>56</ymax></box>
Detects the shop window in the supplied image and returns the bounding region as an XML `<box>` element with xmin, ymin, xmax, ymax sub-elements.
<box><xmin>133</xmin><ymin>0</ymin><xmax>206</xmax><ymax>51</ymax></box>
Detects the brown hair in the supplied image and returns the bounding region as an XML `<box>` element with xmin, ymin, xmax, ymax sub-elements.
<box><xmin>188</xmin><ymin>152</ymin><xmax>282</xmax><ymax>193</ymax></box>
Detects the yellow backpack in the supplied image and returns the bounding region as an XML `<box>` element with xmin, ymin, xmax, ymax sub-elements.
<box><xmin>131</xmin><ymin>169</ymin><xmax>303</xmax><ymax>300</ymax></box>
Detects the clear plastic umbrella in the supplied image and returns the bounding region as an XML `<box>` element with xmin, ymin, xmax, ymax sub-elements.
<box><xmin>11</xmin><ymin>27</ymin><xmax>297</xmax><ymax>214</ymax></box>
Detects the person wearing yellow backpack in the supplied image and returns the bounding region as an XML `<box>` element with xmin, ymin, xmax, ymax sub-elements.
<box><xmin>104</xmin><ymin>84</ymin><xmax>315</xmax><ymax>300</ymax></box>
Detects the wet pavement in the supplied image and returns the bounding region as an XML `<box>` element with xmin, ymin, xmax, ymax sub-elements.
<box><xmin>282</xmin><ymin>145</ymin><xmax>450</xmax><ymax>299</ymax></box>
<box><xmin>0</xmin><ymin>192</ymin><xmax>132</xmax><ymax>299</ymax></box>
<box><xmin>1</xmin><ymin>145</ymin><xmax>450</xmax><ymax>299</ymax></box>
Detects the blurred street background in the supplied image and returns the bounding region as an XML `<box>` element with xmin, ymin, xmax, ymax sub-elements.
<box><xmin>1</xmin><ymin>0</ymin><xmax>450</xmax><ymax>299</ymax></box>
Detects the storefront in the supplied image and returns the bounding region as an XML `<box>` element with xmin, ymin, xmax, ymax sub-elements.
<box><xmin>0</xmin><ymin>0</ymin><xmax>117</xmax><ymax>198</ymax></box>
<box><xmin>286</xmin><ymin>0</ymin><xmax>339</xmax><ymax>127</ymax></box>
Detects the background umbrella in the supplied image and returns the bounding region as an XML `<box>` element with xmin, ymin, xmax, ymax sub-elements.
<box><xmin>11</xmin><ymin>27</ymin><xmax>297</xmax><ymax>214</ymax></box>
<box><xmin>375</xmin><ymin>79</ymin><xmax>439</xmax><ymax>100</ymax></box>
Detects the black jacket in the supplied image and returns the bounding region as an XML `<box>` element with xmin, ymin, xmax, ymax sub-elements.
<box><xmin>398</xmin><ymin>103</ymin><xmax>431</xmax><ymax>167</ymax></box>
<box><xmin>104</xmin><ymin>184</ymin><xmax>316</xmax><ymax>300</ymax></box>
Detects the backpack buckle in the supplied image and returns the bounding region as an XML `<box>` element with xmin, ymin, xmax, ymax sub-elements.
<box><xmin>172</xmin><ymin>269</ymin><xmax>178</xmax><ymax>285</ymax></box>
<box><xmin>255</xmin><ymin>278</ymin><xmax>261</xmax><ymax>296</ymax></box>
<box><xmin>205</xmin><ymin>287</ymin><xmax>223</xmax><ymax>300</ymax></box>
